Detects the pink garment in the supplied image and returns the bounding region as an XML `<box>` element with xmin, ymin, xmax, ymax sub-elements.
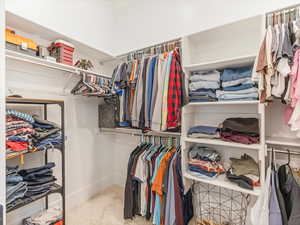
<box><xmin>290</xmin><ymin>49</ymin><xmax>300</xmax><ymax>107</ymax></box>
<box><xmin>284</xmin><ymin>105</ymin><xmax>294</xmax><ymax>125</ymax></box>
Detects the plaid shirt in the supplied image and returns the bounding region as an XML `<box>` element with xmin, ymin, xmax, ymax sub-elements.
<box><xmin>167</xmin><ymin>50</ymin><xmax>183</xmax><ymax>129</ymax></box>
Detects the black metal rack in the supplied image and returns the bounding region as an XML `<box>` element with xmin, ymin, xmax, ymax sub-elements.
<box><xmin>6</xmin><ymin>97</ymin><xmax>66</xmax><ymax>224</ymax></box>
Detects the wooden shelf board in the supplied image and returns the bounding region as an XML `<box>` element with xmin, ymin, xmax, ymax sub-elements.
<box><xmin>6</xmin><ymin>97</ymin><xmax>64</xmax><ymax>105</ymax></box>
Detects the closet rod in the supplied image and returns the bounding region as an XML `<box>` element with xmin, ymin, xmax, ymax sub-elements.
<box><xmin>116</xmin><ymin>37</ymin><xmax>182</xmax><ymax>59</ymax></box>
<box><xmin>99</xmin><ymin>38</ymin><xmax>182</xmax><ymax>64</ymax></box>
<box><xmin>265</xmin><ymin>3</ymin><xmax>300</xmax><ymax>15</ymax></box>
<box><xmin>267</xmin><ymin>149</ymin><xmax>300</xmax><ymax>156</ymax></box>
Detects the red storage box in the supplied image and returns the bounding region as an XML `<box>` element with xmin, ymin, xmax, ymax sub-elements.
<box><xmin>48</xmin><ymin>40</ymin><xmax>75</xmax><ymax>66</ymax></box>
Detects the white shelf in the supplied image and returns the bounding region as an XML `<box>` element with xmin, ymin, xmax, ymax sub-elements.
<box><xmin>182</xmin><ymin>137</ymin><xmax>263</xmax><ymax>150</ymax></box>
<box><xmin>100</xmin><ymin>127</ymin><xmax>181</xmax><ymax>137</ymax></box>
<box><xmin>186</xmin><ymin>100</ymin><xmax>260</xmax><ymax>106</ymax></box>
<box><xmin>183</xmin><ymin>54</ymin><xmax>256</xmax><ymax>72</ymax></box>
<box><xmin>266</xmin><ymin>136</ymin><xmax>300</xmax><ymax>148</ymax></box>
<box><xmin>6</xmin><ymin>50</ymin><xmax>111</xmax><ymax>78</ymax></box>
<box><xmin>184</xmin><ymin>172</ymin><xmax>261</xmax><ymax>196</ymax></box>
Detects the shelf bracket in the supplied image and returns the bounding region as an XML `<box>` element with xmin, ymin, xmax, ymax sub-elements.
<box><xmin>61</xmin><ymin>71</ymin><xmax>79</xmax><ymax>96</ymax></box>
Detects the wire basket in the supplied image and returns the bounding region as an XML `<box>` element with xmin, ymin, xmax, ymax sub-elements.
<box><xmin>192</xmin><ymin>182</ymin><xmax>250</xmax><ymax>225</ymax></box>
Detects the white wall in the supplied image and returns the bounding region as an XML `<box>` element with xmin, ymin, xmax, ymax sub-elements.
<box><xmin>6</xmin><ymin>0</ymin><xmax>114</xmax><ymax>55</ymax></box>
<box><xmin>0</xmin><ymin>0</ymin><xmax>6</xmax><ymax>223</ymax></box>
<box><xmin>7</xmin><ymin>0</ymin><xmax>300</xmax><ymax>55</ymax></box>
<box><xmin>112</xmin><ymin>0</ymin><xmax>300</xmax><ymax>55</ymax></box>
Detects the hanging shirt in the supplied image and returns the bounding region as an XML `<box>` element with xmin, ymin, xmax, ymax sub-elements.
<box><xmin>161</xmin><ymin>52</ymin><xmax>174</xmax><ymax>131</ymax></box>
<box><xmin>166</xmin><ymin>50</ymin><xmax>183</xmax><ymax>130</ymax></box>
<box><xmin>145</xmin><ymin>56</ymin><xmax>157</xmax><ymax>128</ymax></box>
<box><xmin>131</xmin><ymin>60</ymin><xmax>142</xmax><ymax>127</ymax></box>
<box><xmin>152</xmin><ymin>54</ymin><xmax>168</xmax><ymax>131</ymax></box>
<box><xmin>150</xmin><ymin>56</ymin><xmax>159</xmax><ymax>129</ymax></box>
<box><xmin>269</xmin><ymin>169</ymin><xmax>283</xmax><ymax>225</ymax></box>
<box><xmin>251</xmin><ymin>166</ymin><xmax>271</xmax><ymax>225</ymax></box>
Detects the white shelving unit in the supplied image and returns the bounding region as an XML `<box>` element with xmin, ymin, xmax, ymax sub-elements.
<box><xmin>181</xmin><ymin>15</ymin><xmax>266</xmax><ymax>196</ymax></box>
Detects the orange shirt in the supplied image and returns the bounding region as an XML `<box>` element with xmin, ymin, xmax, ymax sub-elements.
<box><xmin>151</xmin><ymin>148</ymin><xmax>175</xmax><ymax>196</ymax></box>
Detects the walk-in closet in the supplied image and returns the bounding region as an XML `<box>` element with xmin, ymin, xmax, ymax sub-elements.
<box><xmin>1</xmin><ymin>1</ymin><xmax>300</xmax><ymax>225</ymax></box>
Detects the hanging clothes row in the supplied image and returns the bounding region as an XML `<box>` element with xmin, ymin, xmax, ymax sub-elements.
<box><xmin>111</xmin><ymin>45</ymin><xmax>187</xmax><ymax>132</ymax></box>
<box><xmin>251</xmin><ymin>148</ymin><xmax>300</xmax><ymax>225</ymax></box>
<box><xmin>253</xmin><ymin>7</ymin><xmax>300</xmax><ymax>136</ymax></box>
<box><xmin>71</xmin><ymin>72</ymin><xmax>113</xmax><ymax>97</ymax></box>
<box><xmin>124</xmin><ymin>136</ymin><xmax>193</xmax><ymax>225</ymax></box>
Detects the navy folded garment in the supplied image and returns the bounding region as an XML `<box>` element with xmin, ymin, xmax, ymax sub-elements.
<box><xmin>189</xmin><ymin>165</ymin><xmax>217</xmax><ymax>177</ymax></box>
<box><xmin>188</xmin><ymin>125</ymin><xmax>219</xmax><ymax>135</ymax></box>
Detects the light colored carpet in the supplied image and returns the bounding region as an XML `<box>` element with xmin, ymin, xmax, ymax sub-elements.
<box><xmin>67</xmin><ymin>185</ymin><xmax>152</xmax><ymax>225</ymax></box>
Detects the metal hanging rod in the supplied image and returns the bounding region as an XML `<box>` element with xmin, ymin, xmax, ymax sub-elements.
<box><xmin>116</xmin><ymin>37</ymin><xmax>182</xmax><ymax>59</ymax></box>
<box><xmin>265</xmin><ymin>4</ymin><xmax>300</xmax><ymax>27</ymax></box>
<box><xmin>99</xmin><ymin>38</ymin><xmax>182</xmax><ymax>64</ymax></box>
<box><xmin>266</xmin><ymin>3</ymin><xmax>300</xmax><ymax>15</ymax></box>
<box><xmin>267</xmin><ymin>148</ymin><xmax>300</xmax><ymax>156</ymax></box>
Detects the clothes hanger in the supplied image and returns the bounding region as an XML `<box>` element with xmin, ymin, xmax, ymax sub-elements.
<box><xmin>284</xmin><ymin>149</ymin><xmax>295</xmax><ymax>178</ymax></box>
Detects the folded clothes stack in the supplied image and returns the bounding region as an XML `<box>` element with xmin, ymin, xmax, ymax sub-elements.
<box><xmin>188</xmin><ymin>145</ymin><xmax>225</xmax><ymax>179</ymax></box>
<box><xmin>31</xmin><ymin>115</ymin><xmax>62</xmax><ymax>151</ymax></box>
<box><xmin>6</xmin><ymin>110</ymin><xmax>35</xmax><ymax>157</ymax></box>
<box><xmin>189</xmin><ymin>70</ymin><xmax>220</xmax><ymax>102</ymax></box>
<box><xmin>6</xmin><ymin>166</ymin><xmax>27</xmax><ymax>209</ymax></box>
<box><xmin>6</xmin><ymin>110</ymin><xmax>62</xmax><ymax>158</ymax></box>
<box><xmin>187</xmin><ymin>125</ymin><xmax>220</xmax><ymax>139</ymax></box>
<box><xmin>219</xmin><ymin>67</ymin><xmax>258</xmax><ymax>101</ymax></box>
<box><xmin>226</xmin><ymin>154</ymin><xmax>260</xmax><ymax>190</ymax></box>
<box><xmin>19</xmin><ymin>163</ymin><xmax>57</xmax><ymax>199</ymax></box>
<box><xmin>6</xmin><ymin>163</ymin><xmax>57</xmax><ymax>211</ymax></box>
<box><xmin>23</xmin><ymin>207</ymin><xmax>62</xmax><ymax>225</ymax></box>
<box><xmin>220</xmin><ymin>117</ymin><xmax>259</xmax><ymax>144</ymax></box>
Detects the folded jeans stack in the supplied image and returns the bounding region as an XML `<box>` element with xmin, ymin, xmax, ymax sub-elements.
<box><xmin>19</xmin><ymin>163</ymin><xmax>57</xmax><ymax>199</ymax></box>
<box><xmin>188</xmin><ymin>145</ymin><xmax>225</xmax><ymax>179</ymax></box>
<box><xmin>6</xmin><ymin>166</ymin><xmax>27</xmax><ymax>207</ymax></box>
<box><xmin>187</xmin><ymin>125</ymin><xmax>220</xmax><ymax>139</ymax></box>
<box><xmin>6</xmin><ymin>110</ymin><xmax>36</xmax><ymax>157</ymax></box>
<box><xmin>219</xmin><ymin>67</ymin><xmax>258</xmax><ymax>101</ymax></box>
<box><xmin>189</xmin><ymin>70</ymin><xmax>220</xmax><ymax>102</ymax></box>
<box><xmin>226</xmin><ymin>154</ymin><xmax>260</xmax><ymax>190</ymax></box>
<box><xmin>220</xmin><ymin>118</ymin><xmax>259</xmax><ymax>144</ymax></box>
<box><xmin>23</xmin><ymin>207</ymin><xmax>62</xmax><ymax>225</ymax></box>
<box><xmin>6</xmin><ymin>163</ymin><xmax>58</xmax><ymax>211</ymax></box>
